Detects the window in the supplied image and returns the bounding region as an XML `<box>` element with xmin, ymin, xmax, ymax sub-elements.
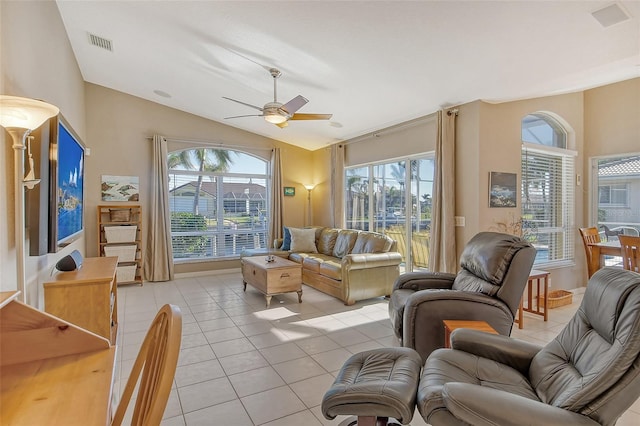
<box><xmin>521</xmin><ymin>113</ymin><xmax>575</xmax><ymax>266</ymax></box>
<box><xmin>345</xmin><ymin>155</ymin><xmax>434</xmax><ymax>271</ymax></box>
<box><xmin>593</xmin><ymin>154</ymin><xmax>640</xmax><ymax>236</ymax></box>
<box><xmin>168</xmin><ymin>148</ymin><xmax>269</xmax><ymax>261</ymax></box>
<box><xmin>598</xmin><ymin>184</ymin><xmax>628</xmax><ymax>207</ymax></box>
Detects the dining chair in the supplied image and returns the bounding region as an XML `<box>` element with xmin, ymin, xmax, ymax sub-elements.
<box><xmin>579</xmin><ymin>227</ymin><xmax>601</xmax><ymax>278</ymax></box>
<box><xmin>112</xmin><ymin>304</ymin><xmax>182</xmax><ymax>426</ymax></box>
<box><xmin>619</xmin><ymin>235</ymin><xmax>640</xmax><ymax>273</ymax></box>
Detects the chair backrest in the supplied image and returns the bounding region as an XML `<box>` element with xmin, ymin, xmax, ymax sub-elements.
<box><xmin>619</xmin><ymin>235</ymin><xmax>640</xmax><ymax>273</ymax></box>
<box><xmin>529</xmin><ymin>268</ymin><xmax>640</xmax><ymax>425</ymax></box>
<box><xmin>451</xmin><ymin>232</ymin><xmax>536</xmax><ymax>316</ymax></box>
<box><xmin>112</xmin><ymin>304</ymin><xmax>182</xmax><ymax>426</ymax></box>
<box><xmin>579</xmin><ymin>227</ymin><xmax>601</xmax><ymax>278</ymax></box>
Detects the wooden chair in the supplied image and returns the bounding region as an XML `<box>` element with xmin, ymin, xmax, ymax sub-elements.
<box><xmin>579</xmin><ymin>227</ymin><xmax>601</xmax><ymax>278</ymax></box>
<box><xmin>112</xmin><ymin>304</ymin><xmax>182</xmax><ymax>426</ymax></box>
<box><xmin>619</xmin><ymin>235</ymin><xmax>640</xmax><ymax>273</ymax></box>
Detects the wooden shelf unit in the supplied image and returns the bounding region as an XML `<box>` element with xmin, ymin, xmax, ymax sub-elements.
<box><xmin>97</xmin><ymin>204</ymin><xmax>143</xmax><ymax>285</ymax></box>
<box><xmin>44</xmin><ymin>256</ymin><xmax>118</xmax><ymax>345</ymax></box>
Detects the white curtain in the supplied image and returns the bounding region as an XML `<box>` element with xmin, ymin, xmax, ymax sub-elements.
<box><xmin>144</xmin><ymin>135</ymin><xmax>174</xmax><ymax>281</ymax></box>
<box><xmin>330</xmin><ymin>143</ymin><xmax>345</xmax><ymax>228</ymax></box>
<box><xmin>429</xmin><ymin>110</ymin><xmax>458</xmax><ymax>273</ymax></box>
<box><xmin>268</xmin><ymin>147</ymin><xmax>283</xmax><ymax>247</ymax></box>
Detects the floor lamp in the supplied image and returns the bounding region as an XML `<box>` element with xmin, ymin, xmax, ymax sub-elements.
<box><xmin>304</xmin><ymin>184</ymin><xmax>315</xmax><ymax>226</ymax></box>
<box><xmin>0</xmin><ymin>95</ymin><xmax>59</xmax><ymax>302</ymax></box>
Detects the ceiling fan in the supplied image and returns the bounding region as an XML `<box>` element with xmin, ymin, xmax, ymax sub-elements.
<box><xmin>223</xmin><ymin>68</ymin><xmax>332</xmax><ymax>128</ymax></box>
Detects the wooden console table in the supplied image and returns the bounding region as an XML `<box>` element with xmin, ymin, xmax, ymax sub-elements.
<box><xmin>0</xmin><ymin>291</ymin><xmax>116</xmax><ymax>425</ymax></box>
<box><xmin>44</xmin><ymin>256</ymin><xmax>118</xmax><ymax>344</ymax></box>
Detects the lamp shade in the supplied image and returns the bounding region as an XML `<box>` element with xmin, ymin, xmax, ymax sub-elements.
<box><xmin>0</xmin><ymin>95</ymin><xmax>59</xmax><ymax>130</ymax></box>
<box><xmin>264</xmin><ymin>113</ymin><xmax>287</xmax><ymax>124</ymax></box>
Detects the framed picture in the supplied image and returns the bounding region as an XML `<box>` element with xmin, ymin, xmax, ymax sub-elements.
<box><xmin>102</xmin><ymin>175</ymin><xmax>140</xmax><ymax>201</ymax></box>
<box><xmin>489</xmin><ymin>172</ymin><xmax>517</xmax><ymax>208</ymax></box>
<box><xmin>283</xmin><ymin>186</ymin><xmax>295</xmax><ymax>196</ymax></box>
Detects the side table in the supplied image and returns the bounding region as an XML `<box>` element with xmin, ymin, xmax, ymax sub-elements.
<box><xmin>516</xmin><ymin>269</ymin><xmax>550</xmax><ymax>329</ymax></box>
<box><xmin>443</xmin><ymin>320</ymin><xmax>498</xmax><ymax>349</ymax></box>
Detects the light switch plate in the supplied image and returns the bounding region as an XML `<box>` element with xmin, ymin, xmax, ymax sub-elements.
<box><xmin>455</xmin><ymin>216</ymin><xmax>465</xmax><ymax>227</ymax></box>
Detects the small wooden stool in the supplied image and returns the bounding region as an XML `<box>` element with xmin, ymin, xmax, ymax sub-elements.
<box><xmin>516</xmin><ymin>269</ymin><xmax>550</xmax><ymax>329</ymax></box>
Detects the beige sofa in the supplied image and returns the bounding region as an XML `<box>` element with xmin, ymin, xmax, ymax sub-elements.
<box><xmin>274</xmin><ymin>227</ymin><xmax>402</xmax><ymax>305</ymax></box>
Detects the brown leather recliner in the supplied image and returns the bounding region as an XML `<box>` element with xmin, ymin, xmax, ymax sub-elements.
<box><xmin>418</xmin><ymin>267</ymin><xmax>640</xmax><ymax>426</ymax></box>
<box><xmin>388</xmin><ymin>231</ymin><xmax>536</xmax><ymax>362</ymax></box>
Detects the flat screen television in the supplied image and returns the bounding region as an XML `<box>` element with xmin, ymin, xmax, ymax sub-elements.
<box><xmin>48</xmin><ymin>115</ymin><xmax>85</xmax><ymax>252</ymax></box>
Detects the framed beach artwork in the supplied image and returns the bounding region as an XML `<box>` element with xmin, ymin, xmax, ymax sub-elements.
<box><xmin>102</xmin><ymin>175</ymin><xmax>140</xmax><ymax>202</ymax></box>
<box><xmin>489</xmin><ymin>172</ymin><xmax>517</xmax><ymax>208</ymax></box>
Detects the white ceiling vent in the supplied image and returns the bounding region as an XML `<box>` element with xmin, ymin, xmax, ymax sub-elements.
<box><xmin>591</xmin><ymin>3</ymin><xmax>631</xmax><ymax>28</ymax></box>
<box><xmin>88</xmin><ymin>33</ymin><xmax>113</xmax><ymax>51</ymax></box>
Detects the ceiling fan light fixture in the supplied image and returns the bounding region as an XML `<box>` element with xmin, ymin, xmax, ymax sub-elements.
<box><xmin>264</xmin><ymin>113</ymin><xmax>287</xmax><ymax>124</ymax></box>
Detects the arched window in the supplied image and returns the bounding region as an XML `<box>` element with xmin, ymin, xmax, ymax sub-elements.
<box><xmin>521</xmin><ymin>113</ymin><xmax>575</xmax><ymax>266</ymax></box>
<box><xmin>167</xmin><ymin>148</ymin><xmax>269</xmax><ymax>261</ymax></box>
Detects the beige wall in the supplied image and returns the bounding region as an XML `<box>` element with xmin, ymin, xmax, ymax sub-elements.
<box><xmin>584</xmin><ymin>78</ymin><xmax>640</xmax><ymax>224</ymax></box>
<box><xmin>85</xmin><ymin>84</ymin><xmax>314</xmax><ymax>275</ymax></box>
<box><xmin>1</xmin><ymin>0</ymin><xmax>86</xmax><ymax>306</ymax></box>
<box><xmin>457</xmin><ymin>92</ymin><xmax>586</xmax><ymax>290</ymax></box>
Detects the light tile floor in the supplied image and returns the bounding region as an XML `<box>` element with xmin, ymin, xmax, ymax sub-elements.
<box><xmin>114</xmin><ymin>271</ymin><xmax>640</xmax><ymax>425</ymax></box>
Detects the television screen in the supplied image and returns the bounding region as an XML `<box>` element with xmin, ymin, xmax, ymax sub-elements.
<box><xmin>49</xmin><ymin>116</ymin><xmax>85</xmax><ymax>251</ymax></box>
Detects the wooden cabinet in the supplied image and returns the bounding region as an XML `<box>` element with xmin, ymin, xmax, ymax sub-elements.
<box><xmin>44</xmin><ymin>257</ymin><xmax>118</xmax><ymax>345</ymax></box>
<box><xmin>97</xmin><ymin>204</ymin><xmax>143</xmax><ymax>285</ymax></box>
<box><xmin>1</xmin><ymin>291</ymin><xmax>115</xmax><ymax>425</ymax></box>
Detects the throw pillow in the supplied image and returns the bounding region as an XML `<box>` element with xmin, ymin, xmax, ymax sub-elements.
<box><xmin>289</xmin><ymin>227</ymin><xmax>318</xmax><ymax>253</ymax></box>
<box><xmin>281</xmin><ymin>227</ymin><xmax>292</xmax><ymax>250</ymax></box>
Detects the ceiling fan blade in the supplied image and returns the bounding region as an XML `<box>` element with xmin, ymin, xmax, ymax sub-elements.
<box><xmin>222</xmin><ymin>96</ymin><xmax>263</xmax><ymax>112</ymax></box>
<box><xmin>289</xmin><ymin>113</ymin><xmax>333</xmax><ymax>121</ymax></box>
<box><xmin>275</xmin><ymin>121</ymin><xmax>289</xmax><ymax>129</ymax></box>
<box><xmin>224</xmin><ymin>114</ymin><xmax>263</xmax><ymax>119</ymax></box>
<box><xmin>281</xmin><ymin>95</ymin><xmax>309</xmax><ymax>114</ymax></box>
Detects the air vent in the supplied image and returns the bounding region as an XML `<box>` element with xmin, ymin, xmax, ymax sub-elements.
<box><xmin>592</xmin><ymin>2</ymin><xmax>630</xmax><ymax>28</ymax></box>
<box><xmin>88</xmin><ymin>33</ymin><xmax>113</xmax><ymax>51</ymax></box>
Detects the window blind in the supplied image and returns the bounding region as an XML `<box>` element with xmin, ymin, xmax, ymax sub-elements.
<box><xmin>521</xmin><ymin>145</ymin><xmax>575</xmax><ymax>265</ymax></box>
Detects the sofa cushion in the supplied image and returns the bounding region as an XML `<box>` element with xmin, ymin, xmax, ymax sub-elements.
<box><xmin>319</xmin><ymin>259</ymin><xmax>342</xmax><ymax>281</ymax></box>
<box><xmin>333</xmin><ymin>230</ymin><xmax>359</xmax><ymax>258</ymax></box>
<box><xmin>281</xmin><ymin>227</ymin><xmax>292</xmax><ymax>251</ymax></box>
<box><xmin>290</xmin><ymin>227</ymin><xmax>318</xmax><ymax>253</ymax></box>
<box><xmin>352</xmin><ymin>232</ymin><xmax>393</xmax><ymax>254</ymax></box>
<box><xmin>317</xmin><ymin>228</ymin><xmax>339</xmax><ymax>256</ymax></box>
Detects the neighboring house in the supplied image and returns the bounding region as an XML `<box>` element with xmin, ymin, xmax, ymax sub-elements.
<box><xmin>598</xmin><ymin>155</ymin><xmax>640</xmax><ymax>229</ymax></box>
<box><xmin>169</xmin><ymin>181</ymin><xmax>267</xmax><ymax>217</ymax></box>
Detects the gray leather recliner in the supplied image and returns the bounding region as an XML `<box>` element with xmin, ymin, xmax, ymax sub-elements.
<box><xmin>388</xmin><ymin>231</ymin><xmax>536</xmax><ymax>362</ymax></box>
<box><xmin>418</xmin><ymin>267</ymin><xmax>640</xmax><ymax>426</ymax></box>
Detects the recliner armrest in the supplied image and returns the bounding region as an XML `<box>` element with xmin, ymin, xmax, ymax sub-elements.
<box><xmin>450</xmin><ymin>328</ymin><xmax>542</xmax><ymax>375</ymax></box>
<box><xmin>442</xmin><ymin>383</ymin><xmax>600</xmax><ymax>426</ymax></box>
<box><xmin>392</xmin><ymin>271</ymin><xmax>456</xmax><ymax>291</ymax></box>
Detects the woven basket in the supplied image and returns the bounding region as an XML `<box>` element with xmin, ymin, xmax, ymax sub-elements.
<box><xmin>109</xmin><ymin>208</ymin><xmax>131</xmax><ymax>222</ymax></box>
<box><xmin>540</xmin><ymin>290</ymin><xmax>573</xmax><ymax>309</ymax></box>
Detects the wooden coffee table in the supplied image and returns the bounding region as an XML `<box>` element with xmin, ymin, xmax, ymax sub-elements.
<box><xmin>443</xmin><ymin>320</ymin><xmax>498</xmax><ymax>348</ymax></box>
<box><xmin>241</xmin><ymin>255</ymin><xmax>302</xmax><ymax>307</ymax></box>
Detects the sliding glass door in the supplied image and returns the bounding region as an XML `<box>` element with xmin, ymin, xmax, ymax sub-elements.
<box><xmin>345</xmin><ymin>155</ymin><xmax>434</xmax><ymax>271</ymax></box>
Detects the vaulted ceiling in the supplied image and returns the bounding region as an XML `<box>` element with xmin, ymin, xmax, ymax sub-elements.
<box><xmin>56</xmin><ymin>1</ymin><xmax>640</xmax><ymax>150</ymax></box>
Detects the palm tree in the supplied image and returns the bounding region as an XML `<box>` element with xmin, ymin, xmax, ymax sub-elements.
<box><xmin>168</xmin><ymin>148</ymin><xmax>233</xmax><ymax>215</ymax></box>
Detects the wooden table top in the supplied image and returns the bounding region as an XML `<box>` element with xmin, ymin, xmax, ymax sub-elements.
<box><xmin>243</xmin><ymin>255</ymin><xmax>300</xmax><ymax>270</ymax></box>
<box><xmin>443</xmin><ymin>320</ymin><xmax>498</xmax><ymax>334</ymax></box>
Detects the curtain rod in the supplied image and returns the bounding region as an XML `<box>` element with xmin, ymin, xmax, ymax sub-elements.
<box><xmin>146</xmin><ymin>136</ymin><xmax>273</xmax><ymax>152</ymax></box>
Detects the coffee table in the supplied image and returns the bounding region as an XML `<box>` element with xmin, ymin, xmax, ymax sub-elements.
<box><xmin>241</xmin><ymin>255</ymin><xmax>302</xmax><ymax>307</ymax></box>
<box><xmin>442</xmin><ymin>320</ymin><xmax>498</xmax><ymax>348</ymax></box>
